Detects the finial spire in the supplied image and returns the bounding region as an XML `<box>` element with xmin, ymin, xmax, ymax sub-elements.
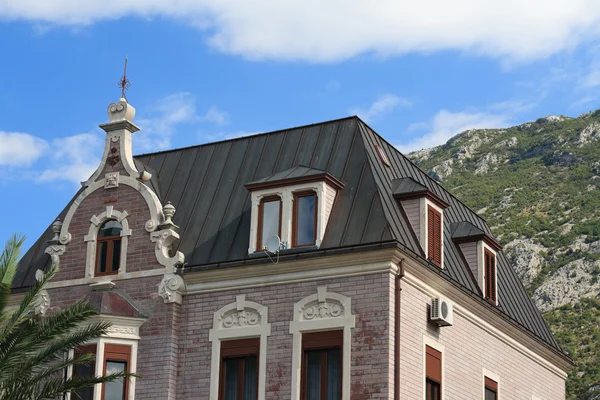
<box><xmin>118</xmin><ymin>57</ymin><xmax>131</xmax><ymax>100</ymax></box>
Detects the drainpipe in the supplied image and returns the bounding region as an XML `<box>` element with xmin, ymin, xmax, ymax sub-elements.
<box><xmin>395</xmin><ymin>259</ymin><xmax>405</xmax><ymax>400</ymax></box>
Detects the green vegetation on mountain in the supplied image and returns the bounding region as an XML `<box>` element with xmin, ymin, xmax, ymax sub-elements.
<box><xmin>409</xmin><ymin>110</ymin><xmax>600</xmax><ymax>400</ymax></box>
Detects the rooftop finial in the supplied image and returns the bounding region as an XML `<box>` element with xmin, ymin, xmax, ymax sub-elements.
<box><xmin>118</xmin><ymin>57</ymin><xmax>131</xmax><ymax>101</ymax></box>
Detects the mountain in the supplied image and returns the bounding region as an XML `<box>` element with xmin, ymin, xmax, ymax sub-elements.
<box><xmin>408</xmin><ymin>110</ymin><xmax>600</xmax><ymax>400</ymax></box>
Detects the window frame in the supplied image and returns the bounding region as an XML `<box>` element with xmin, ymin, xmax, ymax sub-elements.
<box><xmin>96</xmin><ymin>220</ymin><xmax>123</xmax><ymax>276</ymax></box>
<box><xmin>427</xmin><ymin>205</ymin><xmax>443</xmax><ymax>267</ymax></box>
<box><xmin>423</xmin><ymin>341</ymin><xmax>443</xmax><ymax>400</ymax></box>
<box><xmin>292</xmin><ymin>191</ymin><xmax>318</xmax><ymax>248</ymax></box>
<box><xmin>256</xmin><ymin>196</ymin><xmax>282</xmax><ymax>251</ymax></box>
<box><xmin>300</xmin><ymin>330</ymin><xmax>343</xmax><ymax>400</ymax></box>
<box><xmin>101</xmin><ymin>344</ymin><xmax>131</xmax><ymax>400</ymax></box>
<box><xmin>219</xmin><ymin>338</ymin><xmax>260</xmax><ymax>400</ymax></box>
<box><xmin>484</xmin><ymin>248</ymin><xmax>497</xmax><ymax>304</ymax></box>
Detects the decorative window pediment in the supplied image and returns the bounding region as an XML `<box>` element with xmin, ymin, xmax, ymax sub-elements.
<box><xmin>245</xmin><ymin>166</ymin><xmax>343</xmax><ymax>254</ymax></box>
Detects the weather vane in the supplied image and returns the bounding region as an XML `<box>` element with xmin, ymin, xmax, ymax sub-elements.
<box><xmin>118</xmin><ymin>57</ymin><xmax>131</xmax><ymax>100</ymax></box>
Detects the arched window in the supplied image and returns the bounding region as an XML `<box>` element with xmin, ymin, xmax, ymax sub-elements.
<box><xmin>96</xmin><ymin>220</ymin><xmax>122</xmax><ymax>276</ymax></box>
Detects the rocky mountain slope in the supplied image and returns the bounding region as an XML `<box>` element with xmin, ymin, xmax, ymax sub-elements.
<box><xmin>408</xmin><ymin>110</ymin><xmax>600</xmax><ymax>399</ymax></box>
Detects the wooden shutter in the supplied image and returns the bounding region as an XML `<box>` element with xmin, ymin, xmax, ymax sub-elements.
<box><xmin>485</xmin><ymin>377</ymin><xmax>498</xmax><ymax>392</ymax></box>
<box><xmin>425</xmin><ymin>345</ymin><xmax>442</xmax><ymax>383</ymax></box>
<box><xmin>485</xmin><ymin>250</ymin><xmax>497</xmax><ymax>303</ymax></box>
<box><xmin>427</xmin><ymin>206</ymin><xmax>442</xmax><ymax>266</ymax></box>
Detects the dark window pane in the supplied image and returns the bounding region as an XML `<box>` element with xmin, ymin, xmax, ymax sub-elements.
<box><xmin>426</xmin><ymin>379</ymin><xmax>440</xmax><ymax>400</ymax></box>
<box><xmin>223</xmin><ymin>358</ymin><xmax>239</xmax><ymax>400</ymax></box>
<box><xmin>295</xmin><ymin>195</ymin><xmax>316</xmax><ymax>246</ymax></box>
<box><xmin>112</xmin><ymin>240</ymin><xmax>121</xmax><ymax>272</ymax></box>
<box><xmin>305</xmin><ymin>350</ymin><xmax>321</xmax><ymax>400</ymax></box>
<box><xmin>72</xmin><ymin>362</ymin><xmax>95</xmax><ymax>400</ymax></box>
<box><xmin>243</xmin><ymin>356</ymin><xmax>258</xmax><ymax>400</ymax></box>
<box><xmin>104</xmin><ymin>361</ymin><xmax>126</xmax><ymax>400</ymax></box>
<box><xmin>99</xmin><ymin>220</ymin><xmax>122</xmax><ymax>237</ymax></box>
<box><xmin>326</xmin><ymin>348</ymin><xmax>341</xmax><ymax>400</ymax></box>
<box><xmin>261</xmin><ymin>200</ymin><xmax>280</xmax><ymax>249</ymax></box>
<box><xmin>485</xmin><ymin>388</ymin><xmax>497</xmax><ymax>400</ymax></box>
<box><xmin>97</xmin><ymin>242</ymin><xmax>107</xmax><ymax>273</ymax></box>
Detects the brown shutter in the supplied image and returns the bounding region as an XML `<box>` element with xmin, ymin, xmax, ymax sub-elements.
<box><xmin>484</xmin><ymin>250</ymin><xmax>497</xmax><ymax>303</ymax></box>
<box><xmin>427</xmin><ymin>206</ymin><xmax>442</xmax><ymax>266</ymax></box>
<box><xmin>425</xmin><ymin>345</ymin><xmax>442</xmax><ymax>383</ymax></box>
<box><xmin>485</xmin><ymin>376</ymin><xmax>498</xmax><ymax>391</ymax></box>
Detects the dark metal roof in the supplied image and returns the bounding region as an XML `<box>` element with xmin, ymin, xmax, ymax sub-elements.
<box><xmin>15</xmin><ymin>115</ymin><xmax>561</xmax><ymax>354</ymax></box>
<box><xmin>450</xmin><ymin>221</ymin><xmax>486</xmax><ymax>240</ymax></box>
<box><xmin>392</xmin><ymin>177</ymin><xmax>428</xmax><ymax>196</ymax></box>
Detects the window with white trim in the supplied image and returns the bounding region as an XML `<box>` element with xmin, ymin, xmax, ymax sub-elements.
<box><xmin>209</xmin><ymin>295</ymin><xmax>271</xmax><ymax>400</ymax></box>
<box><xmin>289</xmin><ymin>286</ymin><xmax>355</xmax><ymax>400</ymax></box>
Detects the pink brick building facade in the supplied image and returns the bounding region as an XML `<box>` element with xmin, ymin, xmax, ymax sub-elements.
<box><xmin>15</xmin><ymin>97</ymin><xmax>571</xmax><ymax>399</ymax></box>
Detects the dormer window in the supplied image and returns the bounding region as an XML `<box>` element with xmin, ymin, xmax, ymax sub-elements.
<box><xmin>97</xmin><ymin>219</ymin><xmax>122</xmax><ymax>276</ymax></box>
<box><xmin>393</xmin><ymin>177</ymin><xmax>448</xmax><ymax>269</ymax></box>
<box><xmin>293</xmin><ymin>191</ymin><xmax>317</xmax><ymax>247</ymax></box>
<box><xmin>451</xmin><ymin>221</ymin><xmax>501</xmax><ymax>304</ymax></box>
<box><xmin>245</xmin><ymin>166</ymin><xmax>343</xmax><ymax>254</ymax></box>
<box><xmin>258</xmin><ymin>196</ymin><xmax>282</xmax><ymax>251</ymax></box>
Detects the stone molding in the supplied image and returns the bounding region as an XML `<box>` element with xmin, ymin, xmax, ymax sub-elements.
<box><xmin>158</xmin><ymin>273</ymin><xmax>185</xmax><ymax>305</ymax></box>
<box><xmin>289</xmin><ymin>286</ymin><xmax>355</xmax><ymax>400</ymax></box>
<box><xmin>84</xmin><ymin>206</ymin><xmax>132</xmax><ymax>279</ymax></box>
<box><xmin>208</xmin><ymin>295</ymin><xmax>271</xmax><ymax>400</ymax></box>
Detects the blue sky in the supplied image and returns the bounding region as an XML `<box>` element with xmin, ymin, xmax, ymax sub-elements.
<box><xmin>1</xmin><ymin>1</ymin><xmax>600</xmax><ymax>250</ymax></box>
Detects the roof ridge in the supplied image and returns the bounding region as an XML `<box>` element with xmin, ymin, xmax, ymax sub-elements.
<box><xmin>134</xmin><ymin>115</ymin><xmax>360</xmax><ymax>159</ymax></box>
<box><xmin>355</xmin><ymin>117</ymin><xmax>497</xmax><ymax>237</ymax></box>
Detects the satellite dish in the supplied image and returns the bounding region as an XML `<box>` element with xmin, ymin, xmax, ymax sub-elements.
<box><xmin>265</xmin><ymin>235</ymin><xmax>281</xmax><ymax>254</ymax></box>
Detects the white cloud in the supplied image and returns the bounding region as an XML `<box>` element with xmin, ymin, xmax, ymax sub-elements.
<box><xmin>351</xmin><ymin>94</ymin><xmax>411</xmax><ymax>122</ymax></box>
<box><xmin>37</xmin><ymin>133</ymin><xmax>102</xmax><ymax>184</ymax></box>
<box><xmin>135</xmin><ymin>92</ymin><xmax>228</xmax><ymax>153</ymax></box>
<box><xmin>0</xmin><ymin>131</ymin><xmax>48</xmax><ymax>166</ymax></box>
<box><xmin>2</xmin><ymin>1</ymin><xmax>600</xmax><ymax>63</ymax></box>
<box><xmin>398</xmin><ymin>105</ymin><xmax>521</xmax><ymax>153</ymax></box>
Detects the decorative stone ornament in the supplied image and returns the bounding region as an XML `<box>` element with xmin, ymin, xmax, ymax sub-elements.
<box><xmin>33</xmin><ymin>269</ymin><xmax>50</xmax><ymax>316</ymax></box>
<box><xmin>158</xmin><ymin>273</ymin><xmax>185</xmax><ymax>304</ymax></box>
<box><xmin>107</xmin><ymin>98</ymin><xmax>136</xmax><ymax>122</ymax></box>
<box><xmin>105</xmin><ymin>171</ymin><xmax>120</xmax><ymax>189</ymax></box>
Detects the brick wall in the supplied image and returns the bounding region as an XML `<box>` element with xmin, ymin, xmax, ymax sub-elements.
<box><xmin>176</xmin><ymin>273</ymin><xmax>395</xmax><ymax>400</ymax></box>
<box><xmin>398</xmin><ymin>278</ymin><xmax>565</xmax><ymax>399</ymax></box>
<box><xmin>58</xmin><ymin>184</ymin><xmax>158</xmax><ymax>282</ymax></box>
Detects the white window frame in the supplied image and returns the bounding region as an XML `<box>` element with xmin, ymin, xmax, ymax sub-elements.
<box><xmin>248</xmin><ymin>181</ymin><xmax>339</xmax><ymax>253</ymax></box>
<box><xmin>423</xmin><ymin>335</ymin><xmax>445</xmax><ymax>400</ymax></box>
<box><xmin>208</xmin><ymin>294</ymin><xmax>271</xmax><ymax>400</ymax></box>
<box><xmin>65</xmin><ymin>315</ymin><xmax>144</xmax><ymax>400</ymax></box>
<box><xmin>289</xmin><ymin>286</ymin><xmax>355</xmax><ymax>400</ymax></box>
<box><xmin>482</xmin><ymin>368</ymin><xmax>500</xmax><ymax>399</ymax></box>
<box><xmin>84</xmin><ymin>206</ymin><xmax>132</xmax><ymax>279</ymax></box>
<box><xmin>478</xmin><ymin>242</ymin><xmax>498</xmax><ymax>305</ymax></box>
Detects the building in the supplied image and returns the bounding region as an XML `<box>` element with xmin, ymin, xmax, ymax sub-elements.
<box><xmin>13</xmin><ymin>96</ymin><xmax>572</xmax><ymax>399</ymax></box>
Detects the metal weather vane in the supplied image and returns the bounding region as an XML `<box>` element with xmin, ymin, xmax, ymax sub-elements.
<box><xmin>118</xmin><ymin>57</ymin><xmax>131</xmax><ymax>100</ymax></box>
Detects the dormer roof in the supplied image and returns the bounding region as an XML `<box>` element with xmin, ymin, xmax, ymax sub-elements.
<box><xmin>451</xmin><ymin>221</ymin><xmax>502</xmax><ymax>250</ymax></box>
<box><xmin>392</xmin><ymin>177</ymin><xmax>449</xmax><ymax>209</ymax></box>
<box><xmin>245</xmin><ymin>165</ymin><xmax>344</xmax><ymax>191</ymax></box>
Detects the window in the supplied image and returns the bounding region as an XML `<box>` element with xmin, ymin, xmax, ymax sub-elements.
<box><xmin>72</xmin><ymin>345</ymin><xmax>97</xmax><ymax>400</ymax></box>
<box><xmin>257</xmin><ymin>196</ymin><xmax>282</xmax><ymax>251</ymax></box>
<box><xmin>426</xmin><ymin>345</ymin><xmax>442</xmax><ymax>400</ymax></box>
<box><xmin>72</xmin><ymin>344</ymin><xmax>131</xmax><ymax>400</ymax></box>
<box><xmin>96</xmin><ymin>220</ymin><xmax>122</xmax><ymax>276</ymax></box>
<box><xmin>484</xmin><ymin>249</ymin><xmax>497</xmax><ymax>304</ymax></box>
<box><xmin>485</xmin><ymin>377</ymin><xmax>498</xmax><ymax>400</ymax></box>
<box><xmin>219</xmin><ymin>339</ymin><xmax>259</xmax><ymax>400</ymax></box>
<box><xmin>427</xmin><ymin>206</ymin><xmax>442</xmax><ymax>266</ymax></box>
<box><xmin>293</xmin><ymin>192</ymin><xmax>317</xmax><ymax>247</ymax></box>
<box><xmin>301</xmin><ymin>331</ymin><xmax>342</xmax><ymax>400</ymax></box>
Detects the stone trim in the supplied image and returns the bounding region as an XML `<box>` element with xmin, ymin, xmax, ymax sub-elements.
<box><xmin>208</xmin><ymin>295</ymin><xmax>271</xmax><ymax>400</ymax></box>
<box><xmin>289</xmin><ymin>286</ymin><xmax>355</xmax><ymax>400</ymax></box>
<box><xmin>43</xmin><ymin>268</ymin><xmax>165</xmax><ymax>289</ymax></box>
<box><xmin>84</xmin><ymin>206</ymin><xmax>132</xmax><ymax>278</ymax></box>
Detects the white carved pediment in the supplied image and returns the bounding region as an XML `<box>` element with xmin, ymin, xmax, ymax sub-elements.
<box><xmin>220</xmin><ymin>309</ymin><xmax>261</xmax><ymax>329</ymax></box>
<box><xmin>300</xmin><ymin>300</ymin><xmax>344</xmax><ymax>321</ymax></box>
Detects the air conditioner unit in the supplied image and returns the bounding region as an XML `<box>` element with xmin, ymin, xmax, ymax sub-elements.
<box><xmin>430</xmin><ymin>297</ymin><xmax>453</xmax><ymax>327</ymax></box>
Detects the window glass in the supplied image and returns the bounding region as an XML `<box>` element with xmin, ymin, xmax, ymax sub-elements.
<box><xmin>426</xmin><ymin>379</ymin><xmax>441</xmax><ymax>400</ymax></box>
<box><xmin>97</xmin><ymin>241</ymin><xmax>108</xmax><ymax>273</ymax></box>
<box><xmin>72</xmin><ymin>345</ymin><xmax>97</xmax><ymax>400</ymax></box>
<box><xmin>295</xmin><ymin>194</ymin><xmax>316</xmax><ymax>246</ymax></box>
<box><xmin>485</xmin><ymin>387</ymin><xmax>497</xmax><ymax>400</ymax></box>
<box><xmin>104</xmin><ymin>361</ymin><xmax>127</xmax><ymax>400</ymax></box>
<box><xmin>261</xmin><ymin>199</ymin><xmax>281</xmax><ymax>250</ymax></box>
<box><xmin>111</xmin><ymin>240</ymin><xmax>121</xmax><ymax>272</ymax></box>
<box><xmin>222</xmin><ymin>356</ymin><xmax>258</xmax><ymax>400</ymax></box>
<box><xmin>302</xmin><ymin>331</ymin><xmax>342</xmax><ymax>400</ymax></box>
<box><xmin>305</xmin><ymin>350</ymin><xmax>322</xmax><ymax>400</ymax></box>
<box><xmin>99</xmin><ymin>220</ymin><xmax>122</xmax><ymax>237</ymax></box>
